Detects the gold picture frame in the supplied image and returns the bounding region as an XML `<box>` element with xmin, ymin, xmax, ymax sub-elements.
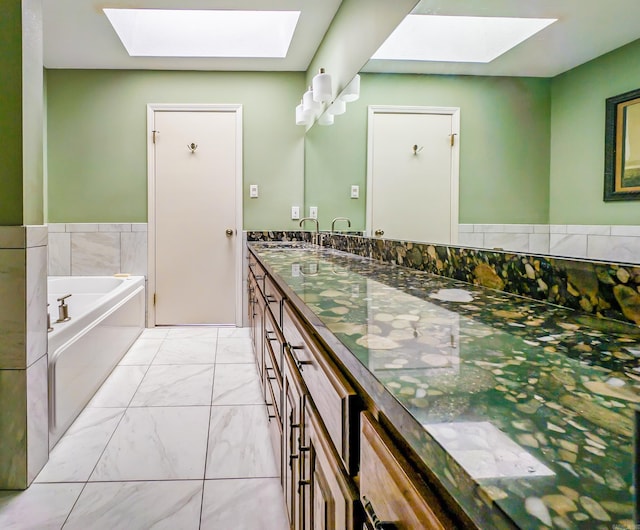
<box><xmin>604</xmin><ymin>88</ymin><xmax>640</xmax><ymax>201</ymax></box>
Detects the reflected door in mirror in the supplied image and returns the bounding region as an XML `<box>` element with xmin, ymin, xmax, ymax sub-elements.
<box><xmin>367</xmin><ymin>107</ymin><xmax>459</xmax><ymax>243</ymax></box>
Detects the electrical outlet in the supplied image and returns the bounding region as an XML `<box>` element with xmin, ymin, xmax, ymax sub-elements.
<box><xmin>291</xmin><ymin>206</ymin><xmax>300</xmax><ymax>220</ymax></box>
<box><xmin>292</xmin><ymin>263</ymin><xmax>301</xmax><ymax>277</ymax></box>
<box><xmin>309</xmin><ymin>206</ymin><xmax>318</xmax><ymax>219</ymax></box>
<box><xmin>249</xmin><ymin>184</ymin><xmax>259</xmax><ymax>198</ymax></box>
<box><xmin>350</xmin><ymin>185</ymin><xmax>360</xmax><ymax>199</ymax></box>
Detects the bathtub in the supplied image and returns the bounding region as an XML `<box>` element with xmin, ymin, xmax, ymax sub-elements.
<box><xmin>47</xmin><ymin>275</ymin><xmax>146</xmax><ymax>448</ymax></box>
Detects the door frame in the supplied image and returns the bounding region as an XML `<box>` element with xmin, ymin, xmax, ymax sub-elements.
<box><xmin>146</xmin><ymin>103</ymin><xmax>243</xmax><ymax>327</ymax></box>
<box><xmin>366</xmin><ymin>105</ymin><xmax>460</xmax><ymax>243</ymax></box>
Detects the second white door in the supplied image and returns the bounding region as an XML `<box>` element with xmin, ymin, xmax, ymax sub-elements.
<box><xmin>153</xmin><ymin>108</ymin><xmax>239</xmax><ymax>325</ymax></box>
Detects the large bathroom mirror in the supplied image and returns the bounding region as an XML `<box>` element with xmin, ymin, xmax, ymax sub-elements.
<box><xmin>304</xmin><ymin>0</ymin><xmax>640</xmax><ymax>260</ymax></box>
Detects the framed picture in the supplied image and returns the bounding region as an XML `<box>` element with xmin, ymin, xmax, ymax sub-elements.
<box><xmin>604</xmin><ymin>88</ymin><xmax>640</xmax><ymax>201</ymax></box>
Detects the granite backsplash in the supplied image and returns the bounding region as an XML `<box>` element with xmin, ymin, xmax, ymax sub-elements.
<box><xmin>246</xmin><ymin>231</ymin><xmax>640</xmax><ymax>327</ymax></box>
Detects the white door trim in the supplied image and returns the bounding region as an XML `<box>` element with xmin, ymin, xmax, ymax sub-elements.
<box><xmin>366</xmin><ymin>105</ymin><xmax>460</xmax><ymax>244</ymax></box>
<box><xmin>147</xmin><ymin>103</ymin><xmax>243</xmax><ymax>327</ymax></box>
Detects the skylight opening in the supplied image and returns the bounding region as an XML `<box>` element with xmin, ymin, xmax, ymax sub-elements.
<box><xmin>103</xmin><ymin>9</ymin><xmax>301</xmax><ymax>58</ymax></box>
<box><xmin>372</xmin><ymin>15</ymin><xmax>557</xmax><ymax>63</ymax></box>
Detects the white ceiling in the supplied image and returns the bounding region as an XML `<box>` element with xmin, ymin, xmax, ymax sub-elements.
<box><xmin>364</xmin><ymin>0</ymin><xmax>640</xmax><ymax>77</ymax></box>
<box><xmin>43</xmin><ymin>0</ymin><xmax>640</xmax><ymax>77</ymax></box>
<box><xmin>42</xmin><ymin>0</ymin><xmax>343</xmax><ymax>71</ymax></box>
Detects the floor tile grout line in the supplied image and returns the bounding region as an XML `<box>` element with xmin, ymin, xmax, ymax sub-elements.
<box><xmin>199</xmin><ymin>333</ymin><xmax>219</xmax><ymax>529</ymax></box>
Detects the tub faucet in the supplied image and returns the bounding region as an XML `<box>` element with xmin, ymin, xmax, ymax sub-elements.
<box><xmin>56</xmin><ymin>294</ymin><xmax>72</xmax><ymax>323</ymax></box>
<box><xmin>47</xmin><ymin>303</ymin><xmax>54</xmax><ymax>332</ymax></box>
<box><xmin>331</xmin><ymin>217</ymin><xmax>351</xmax><ymax>232</ymax></box>
<box><xmin>299</xmin><ymin>217</ymin><xmax>320</xmax><ymax>245</ymax></box>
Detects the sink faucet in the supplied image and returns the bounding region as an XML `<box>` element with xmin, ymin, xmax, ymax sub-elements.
<box><xmin>299</xmin><ymin>217</ymin><xmax>319</xmax><ymax>245</ymax></box>
<box><xmin>331</xmin><ymin>217</ymin><xmax>351</xmax><ymax>232</ymax></box>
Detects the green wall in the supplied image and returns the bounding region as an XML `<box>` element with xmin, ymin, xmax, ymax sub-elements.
<box><xmin>305</xmin><ymin>73</ymin><xmax>551</xmax><ymax>229</ymax></box>
<box><xmin>46</xmin><ymin>70</ymin><xmax>305</xmax><ymax>229</ymax></box>
<box><xmin>549</xmin><ymin>38</ymin><xmax>640</xmax><ymax>225</ymax></box>
<box><xmin>0</xmin><ymin>1</ymin><xmax>25</xmax><ymax>225</ymax></box>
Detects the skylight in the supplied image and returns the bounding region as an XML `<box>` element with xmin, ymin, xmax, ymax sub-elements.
<box><xmin>372</xmin><ymin>15</ymin><xmax>557</xmax><ymax>63</ymax></box>
<box><xmin>103</xmin><ymin>9</ymin><xmax>301</xmax><ymax>58</ymax></box>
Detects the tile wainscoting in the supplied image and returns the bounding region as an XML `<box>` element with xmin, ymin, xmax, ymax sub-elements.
<box><xmin>459</xmin><ymin>224</ymin><xmax>640</xmax><ymax>263</ymax></box>
<box><xmin>48</xmin><ymin>223</ymin><xmax>147</xmax><ymax>276</ymax></box>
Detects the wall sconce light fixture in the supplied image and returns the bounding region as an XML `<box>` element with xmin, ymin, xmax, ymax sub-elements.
<box><xmin>312</xmin><ymin>68</ymin><xmax>332</xmax><ymax>103</ymax></box>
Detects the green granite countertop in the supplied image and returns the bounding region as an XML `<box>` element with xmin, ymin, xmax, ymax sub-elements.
<box><xmin>250</xmin><ymin>242</ymin><xmax>640</xmax><ymax>530</ymax></box>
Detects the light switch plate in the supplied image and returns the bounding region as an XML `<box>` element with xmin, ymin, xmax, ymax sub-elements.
<box><xmin>350</xmin><ymin>185</ymin><xmax>360</xmax><ymax>199</ymax></box>
<box><xmin>249</xmin><ymin>184</ymin><xmax>259</xmax><ymax>198</ymax></box>
<box><xmin>309</xmin><ymin>206</ymin><xmax>318</xmax><ymax>219</ymax></box>
<box><xmin>291</xmin><ymin>206</ymin><xmax>300</xmax><ymax>220</ymax></box>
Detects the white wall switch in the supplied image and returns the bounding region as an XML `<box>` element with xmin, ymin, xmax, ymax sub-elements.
<box><xmin>309</xmin><ymin>206</ymin><xmax>318</xmax><ymax>219</ymax></box>
<box><xmin>249</xmin><ymin>184</ymin><xmax>259</xmax><ymax>198</ymax></box>
<box><xmin>291</xmin><ymin>206</ymin><xmax>300</xmax><ymax>220</ymax></box>
<box><xmin>350</xmin><ymin>185</ymin><xmax>360</xmax><ymax>199</ymax></box>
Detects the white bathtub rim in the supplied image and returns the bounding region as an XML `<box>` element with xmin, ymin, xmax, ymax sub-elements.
<box><xmin>47</xmin><ymin>275</ymin><xmax>145</xmax><ymax>347</ymax></box>
<box><xmin>48</xmin><ymin>284</ymin><xmax>145</xmax><ymax>365</ymax></box>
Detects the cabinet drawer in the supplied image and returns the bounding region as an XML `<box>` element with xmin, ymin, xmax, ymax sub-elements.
<box><xmin>360</xmin><ymin>412</ymin><xmax>453</xmax><ymax>530</ymax></box>
<box><xmin>267</xmin><ymin>398</ymin><xmax>282</xmax><ymax>480</ymax></box>
<box><xmin>248</xmin><ymin>252</ymin><xmax>266</xmax><ymax>286</ymax></box>
<box><xmin>264</xmin><ymin>306</ymin><xmax>284</xmax><ymax>375</ymax></box>
<box><xmin>264</xmin><ymin>275</ymin><xmax>284</xmax><ymax>325</ymax></box>
<box><xmin>265</xmin><ymin>337</ymin><xmax>283</xmax><ymax>421</ymax></box>
<box><xmin>283</xmin><ymin>301</ymin><xmax>358</xmax><ymax>474</ymax></box>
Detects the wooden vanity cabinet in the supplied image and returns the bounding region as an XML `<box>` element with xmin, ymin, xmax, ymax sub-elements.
<box><xmin>248</xmin><ymin>248</ymin><xmax>459</xmax><ymax>530</ymax></box>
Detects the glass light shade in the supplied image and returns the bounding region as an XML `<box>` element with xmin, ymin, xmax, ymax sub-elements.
<box><xmin>312</xmin><ymin>68</ymin><xmax>332</xmax><ymax>103</ymax></box>
<box><xmin>340</xmin><ymin>74</ymin><xmax>360</xmax><ymax>102</ymax></box>
<box><xmin>302</xmin><ymin>87</ymin><xmax>320</xmax><ymax>113</ymax></box>
<box><xmin>318</xmin><ymin>112</ymin><xmax>334</xmax><ymax>126</ymax></box>
<box><xmin>295</xmin><ymin>103</ymin><xmax>310</xmax><ymax>125</ymax></box>
<box><xmin>328</xmin><ymin>99</ymin><xmax>346</xmax><ymax>116</ymax></box>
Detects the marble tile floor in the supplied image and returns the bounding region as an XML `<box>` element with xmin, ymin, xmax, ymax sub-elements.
<box><xmin>0</xmin><ymin>327</ymin><xmax>289</xmax><ymax>530</ymax></box>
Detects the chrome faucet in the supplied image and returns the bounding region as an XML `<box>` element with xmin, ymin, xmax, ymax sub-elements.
<box><xmin>299</xmin><ymin>217</ymin><xmax>320</xmax><ymax>245</ymax></box>
<box><xmin>331</xmin><ymin>217</ymin><xmax>351</xmax><ymax>232</ymax></box>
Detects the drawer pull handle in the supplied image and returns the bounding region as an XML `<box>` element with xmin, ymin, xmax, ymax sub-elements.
<box><xmin>255</xmin><ymin>275</ymin><xmax>264</xmax><ymax>280</ymax></box>
<box><xmin>362</xmin><ymin>496</ymin><xmax>398</xmax><ymax>530</ymax></box>
<box><xmin>266</xmin><ymin>330</ymin><xmax>278</xmax><ymax>342</ymax></box>
<box><xmin>266</xmin><ymin>294</ymin><xmax>277</xmax><ymax>303</ymax></box>
<box><xmin>288</xmin><ymin>343</ymin><xmax>312</xmax><ymax>370</ymax></box>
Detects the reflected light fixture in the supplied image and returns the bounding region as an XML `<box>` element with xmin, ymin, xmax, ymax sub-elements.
<box><xmin>312</xmin><ymin>68</ymin><xmax>332</xmax><ymax>102</ymax></box>
<box><xmin>328</xmin><ymin>99</ymin><xmax>346</xmax><ymax>116</ymax></box>
<box><xmin>318</xmin><ymin>112</ymin><xmax>334</xmax><ymax>126</ymax></box>
<box><xmin>339</xmin><ymin>74</ymin><xmax>360</xmax><ymax>102</ymax></box>
<box><xmin>372</xmin><ymin>15</ymin><xmax>556</xmax><ymax>63</ymax></box>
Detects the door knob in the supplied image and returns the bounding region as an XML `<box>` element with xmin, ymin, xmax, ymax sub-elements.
<box><xmin>374</xmin><ymin>229</ymin><xmax>384</xmax><ymax>237</ymax></box>
<box><xmin>225</xmin><ymin>229</ymin><xmax>234</xmax><ymax>237</ymax></box>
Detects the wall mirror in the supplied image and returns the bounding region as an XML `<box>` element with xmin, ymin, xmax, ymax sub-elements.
<box><xmin>605</xmin><ymin>88</ymin><xmax>640</xmax><ymax>201</ymax></box>
<box><xmin>304</xmin><ymin>0</ymin><xmax>640</xmax><ymax>260</ymax></box>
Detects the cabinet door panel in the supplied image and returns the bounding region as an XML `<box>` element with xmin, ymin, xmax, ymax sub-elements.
<box><xmin>360</xmin><ymin>413</ymin><xmax>452</xmax><ymax>530</ymax></box>
<box><xmin>302</xmin><ymin>399</ymin><xmax>358</xmax><ymax>530</ymax></box>
<box><xmin>284</xmin><ymin>353</ymin><xmax>305</xmax><ymax>530</ymax></box>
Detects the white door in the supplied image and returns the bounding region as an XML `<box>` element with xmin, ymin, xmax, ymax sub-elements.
<box><xmin>152</xmin><ymin>108</ymin><xmax>240</xmax><ymax>325</ymax></box>
<box><xmin>367</xmin><ymin>107</ymin><xmax>459</xmax><ymax>244</ymax></box>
